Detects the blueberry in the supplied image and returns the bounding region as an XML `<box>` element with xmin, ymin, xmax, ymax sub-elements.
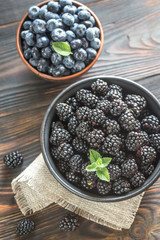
<box><xmin>25</xmin><ymin>32</ymin><xmax>36</xmax><ymax>46</ymax></box>
<box><xmin>81</xmin><ymin>38</ymin><xmax>89</xmax><ymax>49</ymax></box>
<box><xmin>39</xmin><ymin>5</ymin><xmax>48</xmax><ymax>19</ymax></box>
<box><xmin>74</xmin><ymin>14</ymin><xmax>79</xmax><ymax>23</ymax></box>
<box><xmin>22</xmin><ymin>40</ymin><xmax>28</xmax><ymax>50</ymax></box>
<box><xmin>37</xmin><ymin>58</ymin><xmax>49</xmax><ymax>72</ymax></box>
<box><xmin>51</xmin><ymin>64</ymin><xmax>66</xmax><ymax>76</ymax></box>
<box><xmin>31</xmin><ymin>47</ymin><xmax>41</xmax><ymax>59</ymax></box>
<box><xmin>86</xmin><ymin>27</ymin><xmax>95</xmax><ymax>41</ymax></box>
<box><xmin>63</xmin><ymin>69</ymin><xmax>71</xmax><ymax>76</ymax></box>
<box><xmin>78</xmin><ymin>10</ymin><xmax>91</xmax><ymax>20</ymax></box>
<box><xmin>66</xmin><ymin>30</ymin><xmax>75</xmax><ymax>42</ymax></box>
<box><xmin>51</xmin><ymin>52</ymin><xmax>62</xmax><ymax>65</ymax></box>
<box><xmin>93</xmin><ymin>27</ymin><xmax>100</xmax><ymax>38</ymax></box>
<box><xmin>72</xmin><ymin>61</ymin><xmax>85</xmax><ymax>72</ymax></box>
<box><xmin>29</xmin><ymin>58</ymin><xmax>39</xmax><ymax>67</ymax></box>
<box><xmin>90</xmin><ymin>38</ymin><xmax>101</xmax><ymax>50</ymax></box>
<box><xmin>36</xmin><ymin>36</ymin><xmax>49</xmax><ymax>48</ymax></box>
<box><xmin>70</xmin><ymin>39</ymin><xmax>82</xmax><ymax>49</ymax></box>
<box><xmin>24</xmin><ymin>48</ymin><xmax>32</xmax><ymax>59</ymax></box>
<box><xmin>36</xmin><ymin>33</ymin><xmax>47</xmax><ymax>40</ymax></box>
<box><xmin>89</xmin><ymin>16</ymin><xmax>95</xmax><ymax>26</ymax></box>
<box><xmin>86</xmin><ymin>47</ymin><xmax>97</xmax><ymax>60</ymax></box>
<box><xmin>58</xmin><ymin>64</ymin><xmax>66</xmax><ymax>74</ymax></box>
<box><xmin>41</xmin><ymin>47</ymin><xmax>52</xmax><ymax>58</ymax></box>
<box><xmin>73</xmin><ymin>48</ymin><xmax>87</xmax><ymax>61</ymax></box>
<box><xmin>63</xmin><ymin>55</ymin><xmax>75</xmax><ymax>69</ymax></box>
<box><xmin>77</xmin><ymin>6</ymin><xmax>86</xmax><ymax>12</ymax></box>
<box><xmin>45</xmin><ymin>11</ymin><xmax>60</xmax><ymax>20</ymax></box>
<box><xmin>51</xmin><ymin>28</ymin><xmax>66</xmax><ymax>41</ymax></box>
<box><xmin>47</xmin><ymin>1</ymin><xmax>60</xmax><ymax>13</ymax></box>
<box><xmin>70</xmin><ymin>23</ymin><xmax>78</xmax><ymax>32</ymax></box>
<box><xmin>48</xmin><ymin>65</ymin><xmax>54</xmax><ymax>75</ymax></box>
<box><xmin>75</xmin><ymin>24</ymin><xmax>86</xmax><ymax>37</ymax></box>
<box><xmin>21</xmin><ymin>30</ymin><xmax>30</xmax><ymax>39</ymax></box>
<box><xmin>82</xmin><ymin>20</ymin><xmax>93</xmax><ymax>28</ymax></box>
<box><xmin>56</xmin><ymin>19</ymin><xmax>66</xmax><ymax>29</ymax></box>
<box><xmin>46</xmin><ymin>19</ymin><xmax>59</xmax><ymax>31</ymax></box>
<box><xmin>62</xmin><ymin>13</ymin><xmax>74</xmax><ymax>26</ymax></box>
<box><xmin>52</xmin><ymin>66</ymin><xmax>61</xmax><ymax>77</ymax></box>
<box><xmin>23</xmin><ymin>21</ymin><xmax>32</xmax><ymax>30</ymax></box>
<box><xmin>59</xmin><ymin>0</ymin><xmax>72</xmax><ymax>7</ymax></box>
<box><xmin>33</xmin><ymin>19</ymin><xmax>46</xmax><ymax>34</ymax></box>
<box><xmin>63</xmin><ymin>5</ymin><xmax>77</xmax><ymax>14</ymax></box>
<box><xmin>28</xmin><ymin>6</ymin><xmax>40</xmax><ymax>20</ymax></box>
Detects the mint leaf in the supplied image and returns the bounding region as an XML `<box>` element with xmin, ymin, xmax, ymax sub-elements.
<box><xmin>52</xmin><ymin>42</ymin><xmax>73</xmax><ymax>56</ymax></box>
<box><xmin>96</xmin><ymin>158</ymin><xmax>102</xmax><ymax>166</ymax></box>
<box><xmin>90</xmin><ymin>149</ymin><xmax>102</xmax><ymax>163</ymax></box>
<box><xmin>102</xmin><ymin>157</ymin><xmax>112</xmax><ymax>167</ymax></box>
<box><xmin>86</xmin><ymin>162</ymin><xmax>97</xmax><ymax>172</ymax></box>
<box><xmin>96</xmin><ymin>168</ymin><xmax>110</xmax><ymax>182</ymax></box>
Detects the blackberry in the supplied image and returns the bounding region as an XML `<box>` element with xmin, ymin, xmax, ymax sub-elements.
<box><xmin>125</xmin><ymin>131</ymin><xmax>149</xmax><ymax>152</ymax></box>
<box><xmin>130</xmin><ymin>172</ymin><xmax>145</xmax><ymax>188</ymax></box>
<box><xmin>112</xmin><ymin>177</ymin><xmax>131</xmax><ymax>195</ymax></box>
<box><xmin>57</xmin><ymin>142</ymin><xmax>74</xmax><ymax>160</ymax></box>
<box><xmin>150</xmin><ymin>133</ymin><xmax>160</xmax><ymax>153</ymax></box>
<box><xmin>3</xmin><ymin>151</ymin><xmax>23</xmax><ymax>168</ymax></box>
<box><xmin>76</xmin><ymin>121</ymin><xmax>90</xmax><ymax>140</ymax></box>
<box><xmin>59</xmin><ymin>214</ymin><xmax>79</xmax><ymax>232</ymax></box>
<box><xmin>102</xmin><ymin>135</ymin><xmax>121</xmax><ymax>156</ymax></box>
<box><xmin>119</xmin><ymin>110</ymin><xmax>137</xmax><ymax>132</ymax></box>
<box><xmin>107</xmin><ymin>164</ymin><xmax>121</xmax><ymax>181</ymax></box>
<box><xmin>76</xmin><ymin>89</ymin><xmax>99</xmax><ymax>108</ymax></box>
<box><xmin>87</xmin><ymin>129</ymin><xmax>105</xmax><ymax>148</ymax></box>
<box><xmin>67</xmin><ymin>116</ymin><xmax>78</xmax><ymax>135</ymax></box>
<box><xmin>76</xmin><ymin>89</ymin><xmax>90</xmax><ymax>102</ymax></box>
<box><xmin>69</xmin><ymin>155</ymin><xmax>84</xmax><ymax>173</ymax></box>
<box><xmin>96</xmin><ymin>179</ymin><xmax>112</xmax><ymax>195</ymax></box>
<box><xmin>72</xmin><ymin>137</ymin><xmax>88</xmax><ymax>153</ymax></box>
<box><xmin>136</xmin><ymin>146</ymin><xmax>156</xmax><ymax>166</ymax></box>
<box><xmin>16</xmin><ymin>219</ymin><xmax>35</xmax><ymax>236</ymax></box>
<box><xmin>50</xmin><ymin>128</ymin><xmax>71</xmax><ymax>146</ymax></box>
<box><xmin>51</xmin><ymin>121</ymin><xmax>64</xmax><ymax>131</ymax></box>
<box><xmin>91</xmin><ymin>79</ymin><xmax>108</xmax><ymax>96</ymax></box>
<box><xmin>141</xmin><ymin>164</ymin><xmax>154</xmax><ymax>177</ymax></box>
<box><xmin>118</xmin><ymin>133</ymin><xmax>127</xmax><ymax>150</ymax></box>
<box><xmin>134</xmin><ymin>120</ymin><xmax>141</xmax><ymax>132</ymax></box>
<box><xmin>121</xmin><ymin>157</ymin><xmax>138</xmax><ymax>178</ymax></box>
<box><xmin>88</xmin><ymin>108</ymin><xmax>106</xmax><ymax>126</ymax></box>
<box><xmin>96</xmin><ymin>100</ymin><xmax>110</xmax><ymax>114</ymax></box>
<box><xmin>139</xmin><ymin>108</ymin><xmax>150</xmax><ymax>120</ymax></box>
<box><xmin>66</xmin><ymin>172</ymin><xmax>81</xmax><ymax>184</ymax></box>
<box><xmin>141</xmin><ymin>115</ymin><xmax>160</xmax><ymax>134</ymax></box>
<box><xmin>66</xmin><ymin>97</ymin><xmax>79</xmax><ymax>112</ymax></box>
<box><xmin>81</xmin><ymin>177</ymin><xmax>96</xmax><ymax>190</ymax></box>
<box><xmin>81</xmin><ymin>161</ymin><xmax>97</xmax><ymax>180</ymax></box>
<box><xmin>125</xmin><ymin>94</ymin><xmax>147</xmax><ymax>117</ymax></box>
<box><xmin>110</xmin><ymin>99</ymin><xmax>127</xmax><ymax>116</ymax></box>
<box><xmin>76</xmin><ymin>106</ymin><xmax>91</xmax><ymax>121</ymax></box>
<box><xmin>50</xmin><ymin>146</ymin><xmax>61</xmax><ymax>161</ymax></box>
<box><xmin>103</xmin><ymin>118</ymin><xmax>120</xmax><ymax>135</ymax></box>
<box><xmin>58</xmin><ymin>159</ymin><xmax>69</xmax><ymax>173</ymax></box>
<box><xmin>112</xmin><ymin>150</ymin><xmax>126</xmax><ymax>165</ymax></box>
<box><xmin>107</xmin><ymin>84</ymin><xmax>123</xmax><ymax>101</ymax></box>
<box><xmin>56</xmin><ymin>103</ymin><xmax>73</xmax><ymax>121</ymax></box>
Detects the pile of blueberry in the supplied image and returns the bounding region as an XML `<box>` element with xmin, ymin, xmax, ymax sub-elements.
<box><xmin>20</xmin><ymin>0</ymin><xmax>101</xmax><ymax>77</ymax></box>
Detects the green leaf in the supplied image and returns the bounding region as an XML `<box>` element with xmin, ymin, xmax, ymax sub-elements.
<box><xmin>96</xmin><ymin>158</ymin><xmax>102</xmax><ymax>166</ymax></box>
<box><xmin>89</xmin><ymin>149</ymin><xmax>102</xmax><ymax>163</ymax></box>
<box><xmin>52</xmin><ymin>42</ymin><xmax>73</xmax><ymax>56</ymax></box>
<box><xmin>86</xmin><ymin>162</ymin><xmax>97</xmax><ymax>172</ymax></box>
<box><xmin>96</xmin><ymin>168</ymin><xmax>110</xmax><ymax>182</ymax></box>
<box><xmin>102</xmin><ymin>157</ymin><xmax>112</xmax><ymax>167</ymax></box>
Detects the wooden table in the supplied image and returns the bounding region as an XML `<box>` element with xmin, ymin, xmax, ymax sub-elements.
<box><xmin>0</xmin><ymin>0</ymin><xmax>160</xmax><ymax>239</ymax></box>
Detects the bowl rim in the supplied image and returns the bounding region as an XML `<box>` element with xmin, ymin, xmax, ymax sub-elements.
<box><xmin>16</xmin><ymin>0</ymin><xmax>104</xmax><ymax>82</ymax></box>
<box><xmin>41</xmin><ymin>75</ymin><xmax>160</xmax><ymax>202</ymax></box>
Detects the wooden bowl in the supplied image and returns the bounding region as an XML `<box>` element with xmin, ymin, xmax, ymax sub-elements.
<box><xmin>16</xmin><ymin>0</ymin><xmax>104</xmax><ymax>82</ymax></box>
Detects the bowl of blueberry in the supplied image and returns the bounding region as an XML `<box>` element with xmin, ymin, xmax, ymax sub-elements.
<box><xmin>41</xmin><ymin>75</ymin><xmax>160</xmax><ymax>202</ymax></box>
<box><xmin>17</xmin><ymin>0</ymin><xmax>103</xmax><ymax>82</ymax></box>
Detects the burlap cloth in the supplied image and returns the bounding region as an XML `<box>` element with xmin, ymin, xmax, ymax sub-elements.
<box><xmin>11</xmin><ymin>153</ymin><xmax>144</xmax><ymax>230</ymax></box>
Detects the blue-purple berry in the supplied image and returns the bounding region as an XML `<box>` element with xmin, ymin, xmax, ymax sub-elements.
<box><xmin>28</xmin><ymin>6</ymin><xmax>40</xmax><ymax>20</ymax></box>
<box><xmin>46</xmin><ymin>19</ymin><xmax>59</xmax><ymax>31</ymax></box>
<box><xmin>25</xmin><ymin>32</ymin><xmax>36</xmax><ymax>46</ymax></box>
<box><xmin>37</xmin><ymin>58</ymin><xmax>49</xmax><ymax>72</ymax></box>
<box><xmin>66</xmin><ymin>30</ymin><xmax>76</xmax><ymax>42</ymax></box>
<box><xmin>32</xmin><ymin>19</ymin><xmax>46</xmax><ymax>34</ymax></box>
<box><xmin>62</xmin><ymin>13</ymin><xmax>75</xmax><ymax>26</ymax></box>
<box><xmin>90</xmin><ymin>38</ymin><xmax>101</xmax><ymax>50</ymax></box>
<box><xmin>70</xmin><ymin>39</ymin><xmax>82</xmax><ymax>49</ymax></box>
<box><xmin>78</xmin><ymin>10</ymin><xmax>91</xmax><ymax>20</ymax></box>
<box><xmin>63</xmin><ymin>55</ymin><xmax>75</xmax><ymax>69</ymax></box>
<box><xmin>60</xmin><ymin>0</ymin><xmax>72</xmax><ymax>7</ymax></box>
<box><xmin>51</xmin><ymin>52</ymin><xmax>62</xmax><ymax>65</ymax></box>
<box><xmin>29</xmin><ymin>58</ymin><xmax>39</xmax><ymax>67</ymax></box>
<box><xmin>51</xmin><ymin>28</ymin><xmax>66</xmax><ymax>41</ymax></box>
<box><xmin>31</xmin><ymin>47</ymin><xmax>41</xmax><ymax>59</ymax></box>
<box><xmin>63</xmin><ymin>5</ymin><xmax>77</xmax><ymax>14</ymax></box>
<box><xmin>41</xmin><ymin>47</ymin><xmax>52</xmax><ymax>58</ymax></box>
<box><xmin>73</xmin><ymin>48</ymin><xmax>87</xmax><ymax>61</ymax></box>
<box><xmin>24</xmin><ymin>48</ymin><xmax>32</xmax><ymax>59</ymax></box>
<box><xmin>23</xmin><ymin>21</ymin><xmax>32</xmax><ymax>30</ymax></box>
<box><xmin>36</xmin><ymin>36</ymin><xmax>49</xmax><ymax>48</ymax></box>
<box><xmin>47</xmin><ymin>1</ymin><xmax>60</xmax><ymax>13</ymax></box>
<box><xmin>75</xmin><ymin>24</ymin><xmax>86</xmax><ymax>37</ymax></box>
<box><xmin>86</xmin><ymin>48</ymin><xmax>97</xmax><ymax>60</ymax></box>
<box><xmin>86</xmin><ymin>27</ymin><xmax>95</xmax><ymax>41</ymax></box>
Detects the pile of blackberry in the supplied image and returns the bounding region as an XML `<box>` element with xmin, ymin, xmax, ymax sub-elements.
<box><xmin>20</xmin><ymin>0</ymin><xmax>101</xmax><ymax>77</ymax></box>
<box><xmin>49</xmin><ymin>78</ymin><xmax>160</xmax><ymax>196</ymax></box>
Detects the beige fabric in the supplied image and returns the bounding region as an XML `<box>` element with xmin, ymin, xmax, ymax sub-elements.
<box><xmin>11</xmin><ymin>153</ymin><xmax>144</xmax><ymax>230</ymax></box>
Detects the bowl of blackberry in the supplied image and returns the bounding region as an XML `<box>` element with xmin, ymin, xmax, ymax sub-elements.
<box><xmin>17</xmin><ymin>0</ymin><xmax>103</xmax><ymax>82</ymax></box>
<box><xmin>41</xmin><ymin>76</ymin><xmax>160</xmax><ymax>202</ymax></box>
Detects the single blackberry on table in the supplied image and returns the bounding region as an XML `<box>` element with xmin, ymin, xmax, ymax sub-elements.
<box><xmin>81</xmin><ymin>177</ymin><xmax>96</xmax><ymax>191</ymax></box>
<box><xmin>136</xmin><ymin>146</ymin><xmax>156</xmax><ymax>166</ymax></box>
<box><xmin>76</xmin><ymin>89</ymin><xmax>99</xmax><ymax>108</ymax></box>
<box><xmin>50</xmin><ymin>128</ymin><xmax>72</xmax><ymax>146</ymax></box>
<box><xmin>96</xmin><ymin>179</ymin><xmax>112</xmax><ymax>195</ymax></box>
<box><xmin>102</xmin><ymin>118</ymin><xmax>120</xmax><ymax>135</ymax></box>
<box><xmin>16</xmin><ymin>219</ymin><xmax>35</xmax><ymax>236</ymax></box>
<box><xmin>72</xmin><ymin>137</ymin><xmax>88</xmax><ymax>153</ymax></box>
<box><xmin>81</xmin><ymin>161</ymin><xmax>97</xmax><ymax>180</ymax></box>
<box><xmin>121</xmin><ymin>156</ymin><xmax>138</xmax><ymax>178</ymax></box>
<box><xmin>69</xmin><ymin>155</ymin><xmax>84</xmax><ymax>173</ymax></box>
<box><xmin>76</xmin><ymin>106</ymin><xmax>91</xmax><ymax>121</ymax></box>
<box><xmin>91</xmin><ymin>79</ymin><xmax>108</xmax><ymax>96</ymax></box>
<box><xmin>107</xmin><ymin>164</ymin><xmax>121</xmax><ymax>181</ymax></box>
<box><xmin>58</xmin><ymin>159</ymin><xmax>69</xmax><ymax>173</ymax></box>
<box><xmin>76</xmin><ymin>121</ymin><xmax>91</xmax><ymax>140</ymax></box>
<box><xmin>57</xmin><ymin>142</ymin><xmax>74</xmax><ymax>160</ymax></box>
<box><xmin>87</xmin><ymin>129</ymin><xmax>105</xmax><ymax>148</ymax></box>
<box><xmin>150</xmin><ymin>133</ymin><xmax>160</xmax><ymax>153</ymax></box>
<box><xmin>110</xmin><ymin>99</ymin><xmax>127</xmax><ymax>116</ymax></box>
<box><xmin>106</xmin><ymin>84</ymin><xmax>123</xmax><ymax>101</ymax></box>
<box><xmin>102</xmin><ymin>135</ymin><xmax>121</xmax><ymax>156</ymax></box>
<box><xmin>130</xmin><ymin>172</ymin><xmax>145</xmax><ymax>188</ymax></box>
<box><xmin>56</xmin><ymin>103</ymin><xmax>73</xmax><ymax>121</ymax></box>
<box><xmin>141</xmin><ymin>164</ymin><xmax>154</xmax><ymax>177</ymax></box>
<box><xmin>51</xmin><ymin>121</ymin><xmax>64</xmax><ymax>131</ymax></box>
<box><xmin>88</xmin><ymin>108</ymin><xmax>106</xmax><ymax>126</ymax></box>
<box><xmin>141</xmin><ymin>115</ymin><xmax>160</xmax><ymax>134</ymax></box>
<box><xmin>125</xmin><ymin>131</ymin><xmax>149</xmax><ymax>152</ymax></box>
<box><xmin>3</xmin><ymin>151</ymin><xmax>23</xmax><ymax>168</ymax></box>
<box><xmin>66</xmin><ymin>171</ymin><xmax>81</xmax><ymax>185</ymax></box>
<box><xmin>125</xmin><ymin>94</ymin><xmax>147</xmax><ymax>117</ymax></box>
<box><xmin>66</xmin><ymin>97</ymin><xmax>79</xmax><ymax>112</ymax></box>
<box><xmin>112</xmin><ymin>150</ymin><xmax>126</xmax><ymax>165</ymax></box>
<box><xmin>118</xmin><ymin>109</ymin><xmax>138</xmax><ymax>132</ymax></box>
<box><xmin>67</xmin><ymin>116</ymin><xmax>78</xmax><ymax>135</ymax></box>
<box><xmin>59</xmin><ymin>214</ymin><xmax>79</xmax><ymax>232</ymax></box>
<box><xmin>112</xmin><ymin>177</ymin><xmax>131</xmax><ymax>195</ymax></box>
<box><xmin>96</xmin><ymin>100</ymin><xmax>110</xmax><ymax>114</ymax></box>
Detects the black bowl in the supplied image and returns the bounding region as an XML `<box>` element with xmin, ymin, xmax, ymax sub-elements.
<box><xmin>41</xmin><ymin>76</ymin><xmax>160</xmax><ymax>202</ymax></box>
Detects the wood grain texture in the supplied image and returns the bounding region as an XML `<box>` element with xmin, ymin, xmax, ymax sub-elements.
<box><xmin>0</xmin><ymin>0</ymin><xmax>160</xmax><ymax>239</ymax></box>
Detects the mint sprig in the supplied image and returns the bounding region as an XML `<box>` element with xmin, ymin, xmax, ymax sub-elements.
<box><xmin>52</xmin><ymin>42</ymin><xmax>73</xmax><ymax>56</ymax></box>
<box><xmin>86</xmin><ymin>149</ymin><xmax>112</xmax><ymax>182</ymax></box>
